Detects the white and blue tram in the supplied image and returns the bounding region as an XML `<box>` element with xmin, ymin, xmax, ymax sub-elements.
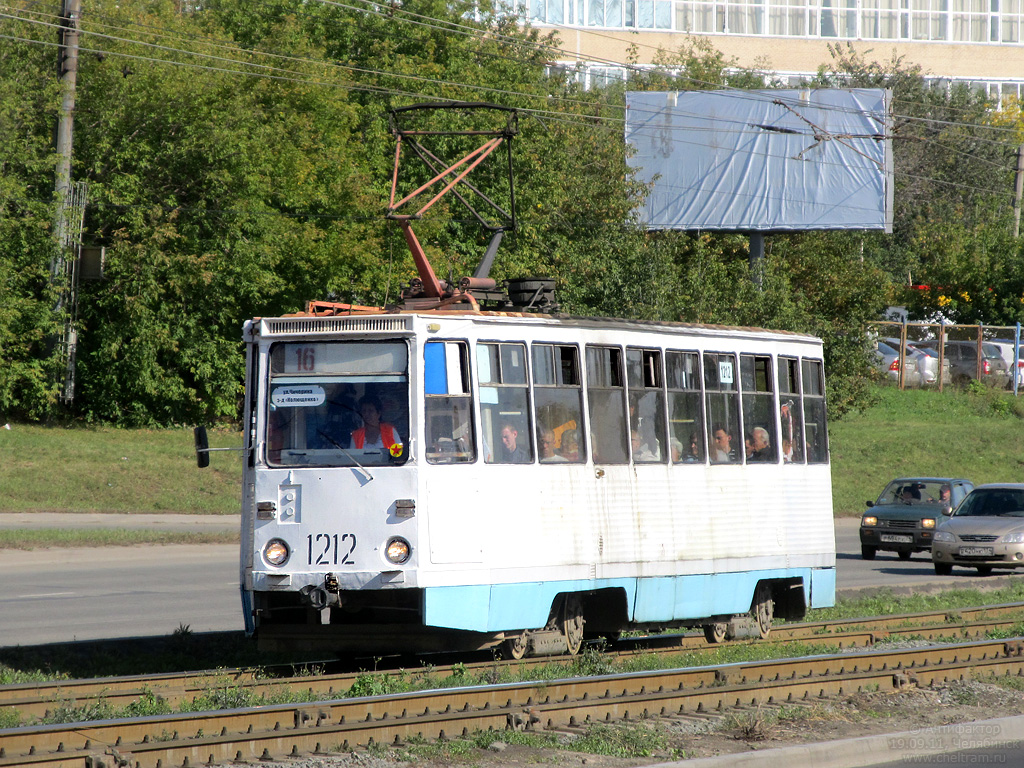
<box><xmin>239</xmin><ymin>307</ymin><xmax>836</xmax><ymax>655</ymax></box>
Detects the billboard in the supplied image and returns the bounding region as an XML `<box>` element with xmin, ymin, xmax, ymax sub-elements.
<box><xmin>625</xmin><ymin>89</ymin><xmax>893</xmax><ymax>232</ymax></box>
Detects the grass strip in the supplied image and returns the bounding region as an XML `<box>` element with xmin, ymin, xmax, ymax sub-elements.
<box><xmin>0</xmin><ymin>529</ymin><xmax>239</xmax><ymax>549</ymax></box>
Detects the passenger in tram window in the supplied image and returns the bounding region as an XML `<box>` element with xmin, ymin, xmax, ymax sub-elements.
<box><xmin>711</xmin><ymin>424</ymin><xmax>736</xmax><ymax>463</ymax></box>
<box><xmin>748</xmin><ymin>427</ymin><xmax>772</xmax><ymax>462</ymax></box>
<box><xmin>782</xmin><ymin>438</ymin><xmax>794</xmax><ymax>462</ymax></box>
<box><xmin>686</xmin><ymin>432</ymin><xmax>702</xmax><ymax>462</ymax></box>
<box><xmin>560</xmin><ymin>430</ymin><xmax>581</xmax><ymax>462</ymax></box>
<box><xmin>538</xmin><ymin>429</ymin><xmax>568</xmax><ymax>463</ymax></box>
<box><xmin>499</xmin><ymin>422</ymin><xmax>530</xmax><ymax>463</ymax></box>
<box><xmin>351</xmin><ymin>394</ymin><xmax>403</xmax><ymax>455</ymax></box>
<box><xmin>744</xmin><ymin>432</ymin><xmax>755</xmax><ymax>460</ymax></box>
<box><xmin>631</xmin><ymin>429</ymin><xmax>660</xmax><ymax>462</ymax></box>
<box><xmin>670</xmin><ymin>438</ymin><xmax>683</xmax><ymax>462</ymax></box>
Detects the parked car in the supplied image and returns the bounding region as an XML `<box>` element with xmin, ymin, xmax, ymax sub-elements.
<box><xmin>914</xmin><ymin>340</ymin><xmax>1011</xmax><ymax>387</ymax></box>
<box><xmin>932</xmin><ymin>484</ymin><xmax>1024</xmax><ymax>575</ymax></box>
<box><xmin>902</xmin><ymin>340</ymin><xmax>953</xmax><ymax>387</ymax></box>
<box><xmin>988</xmin><ymin>339</ymin><xmax>1024</xmax><ymax>387</ymax></box>
<box><xmin>860</xmin><ymin>477</ymin><xmax>975</xmax><ymax>560</ymax></box>
<box><xmin>873</xmin><ymin>339</ymin><xmax>922</xmax><ymax>388</ymax></box>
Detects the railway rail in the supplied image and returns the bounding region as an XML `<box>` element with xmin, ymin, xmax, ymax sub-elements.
<box><xmin>3</xmin><ymin>605</ymin><xmax>1024</xmax><ymax>768</ymax></box>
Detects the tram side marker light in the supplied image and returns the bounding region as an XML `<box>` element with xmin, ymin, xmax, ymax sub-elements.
<box><xmin>395</xmin><ymin>499</ymin><xmax>416</xmax><ymax>518</ymax></box>
<box><xmin>257</xmin><ymin>501</ymin><xmax>277</xmax><ymax>520</ymax></box>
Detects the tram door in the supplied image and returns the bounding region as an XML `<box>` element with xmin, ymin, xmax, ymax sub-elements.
<box><xmin>585</xmin><ymin>346</ymin><xmax>636</xmax><ymax>568</ymax></box>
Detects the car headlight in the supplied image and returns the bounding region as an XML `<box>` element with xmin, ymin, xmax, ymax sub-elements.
<box><xmin>385</xmin><ymin>537</ymin><xmax>411</xmax><ymax>565</ymax></box>
<box><xmin>933</xmin><ymin>531</ymin><xmax>956</xmax><ymax>543</ymax></box>
<box><xmin>862</xmin><ymin>516</ymin><xmax>878</xmax><ymax>527</ymax></box>
<box><xmin>921</xmin><ymin>518</ymin><xmax>936</xmax><ymax>529</ymax></box>
<box><xmin>263</xmin><ymin>538</ymin><xmax>290</xmax><ymax>566</ymax></box>
<box><xmin>1001</xmin><ymin>531</ymin><xmax>1024</xmax><ymax>544</ymax></box>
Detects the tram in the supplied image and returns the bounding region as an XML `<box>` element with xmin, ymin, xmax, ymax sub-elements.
<box><xmin>235</xmin><ymin>306</ymin><xmax>835</xmax><ymax>655</ymax></box>
<box><xmin>209</xmin><ymin>103</ymin><xmax>835</xmax><ymax>656</ymax></box>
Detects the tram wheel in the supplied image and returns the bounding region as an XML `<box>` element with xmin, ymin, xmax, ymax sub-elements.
<box><xmin>703</xmin><ymin>622</ymin><xmax>728</xmax><ymax>644</ymax></box>
<box><xmin>752</xmin><ymin>583</ymin><xmax>774</xmax><ymax>639</ymax></box>
<box><xmin>503</xmin><ymin>632</ymin><xmax>529</xmax><ymax>660</ymax></box>
<box><xmin>562</xmin><ymin>595</ymin><xmax>585</xmax><ymax>655</ymax></box>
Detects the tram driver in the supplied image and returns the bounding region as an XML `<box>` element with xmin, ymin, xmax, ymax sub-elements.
<box><xmin>351</xmin><ymin>394</ymin><xmax>403</xmax><ymax>457</ymax></box>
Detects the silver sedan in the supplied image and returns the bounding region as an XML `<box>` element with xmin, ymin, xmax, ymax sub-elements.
<box><xmin>932</xmin><ymin>484</ymin><xmax>1024</xmax><ymax>575</ymax></box>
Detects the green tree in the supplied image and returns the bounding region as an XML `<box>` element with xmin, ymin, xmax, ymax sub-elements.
<box><xmin>0</xmin><ymin>13</ymin><xmax>61</xmax><ymax>420</ymax></box>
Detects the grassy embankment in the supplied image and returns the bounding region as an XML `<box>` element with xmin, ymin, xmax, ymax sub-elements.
<box><xmin>2</xmin><ymin>380</ymin><xmax>1023</xmax><ymax>546</ymax></box>
<box><xmin>0</xmin><ymin>423</ymin><xmax>241</xmax><ymax>547</ymax></box>
<box><xmin>830</xmin><ymin>382</ymin><xmax>1024</xmax><ymax>516</ymax></box>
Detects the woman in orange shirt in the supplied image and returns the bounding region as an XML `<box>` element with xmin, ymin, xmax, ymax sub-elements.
<box><xmin>351</xmin><ymin>394</ymin><xmax>403</xmax><ymax>456</ymax></box>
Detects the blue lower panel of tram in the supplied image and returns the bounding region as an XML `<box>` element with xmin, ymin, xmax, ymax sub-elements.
<box><xmin>422</xmin><ymin>567</ymin><xmax>836</xmax><ymax>631</ymax></box>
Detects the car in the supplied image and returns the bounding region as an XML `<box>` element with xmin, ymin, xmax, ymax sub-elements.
<box><xmin>932</xmin><ymin>484</ymin><xmax>1024</xmax><ymax>575</ymax></box>
<box><xmin>988</xmin><ymin>339</ymin><xmax>1024</xmax><ymax>387</ymax></box>
<box><xmin>914</xmin><ymin>340</ymin><xmax>1011</xmax><ymax>388</ymax></box>
<box><xmin>860</xmin><ymin>477</ymin><xmax>975</xmax><ymax>560</ymax></box>
<box><xmin>902</xmin><ymin>340</ymin><xmax>952</xmax><ymax>387</ymax></box>
<box><xmin>873</xmin><ymin>339</ymin><xmax>922</xmax><ymax>388</ymax></box>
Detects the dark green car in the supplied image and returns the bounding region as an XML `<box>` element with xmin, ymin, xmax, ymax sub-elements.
<box><xmin>860</xmin><ymin>477</ymin><xmax>974</xmax><ymax>560</ymax></box>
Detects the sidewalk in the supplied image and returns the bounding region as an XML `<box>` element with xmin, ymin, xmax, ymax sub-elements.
<box><xmin>0</xmin><ymin>512</ymin><xmax>239</xmax><ymax>533</ymax></box>
<box><xmin>647</xmin><ymin>715</ymin><xmax>1024</xmax><ymax>768</ymax></box>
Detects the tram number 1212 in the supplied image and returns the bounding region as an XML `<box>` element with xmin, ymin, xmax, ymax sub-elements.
<box><xmin>307</xmin><ymin>533</ymin><xmax>357</xmax><ymax>566</ymax></box>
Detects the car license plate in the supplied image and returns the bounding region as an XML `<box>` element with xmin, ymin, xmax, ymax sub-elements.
<box><xmin>880</xmin><ymin>534</ymin><xmax>913</xmax><ymax>544</ymax></box>
<box><xmin>958</xmin><ymin>546</ymin><xmax>994</xmax><ymax>557</ymax></box>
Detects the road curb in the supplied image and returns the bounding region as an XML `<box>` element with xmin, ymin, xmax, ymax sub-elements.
<box><xmin>646</xmin><ymin>714</ymin><xmax>1024</xmax><ymax>768</ymax></box>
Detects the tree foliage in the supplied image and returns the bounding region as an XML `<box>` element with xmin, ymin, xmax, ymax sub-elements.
<box><xmin>1</xmin><ymin>3</ymin><xmax>1019</xmax><ymax>424</ymax></box>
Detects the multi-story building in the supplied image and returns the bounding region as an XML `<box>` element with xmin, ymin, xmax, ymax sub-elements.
<box><xmin>529</xmin><ymin>0</ymin><xmax>1024</xmax><ymax>99</ymax></box>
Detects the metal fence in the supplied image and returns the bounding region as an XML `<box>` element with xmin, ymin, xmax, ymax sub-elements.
<box><xmin>867</xmin><ymin>321</ymin><xmax>1024</xmax><ymax>394</ymax></box>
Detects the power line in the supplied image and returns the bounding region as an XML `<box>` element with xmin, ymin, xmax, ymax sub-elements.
<box><xmin>1</xmin><ymin>5</ymin><xmax>1016</xmax><ymax>204</ymax></box>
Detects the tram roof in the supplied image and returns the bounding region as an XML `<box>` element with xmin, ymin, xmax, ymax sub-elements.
<box><xmin>263</xmin><ymin>305</ymin><xmax>820</xmax><ymax>343</ymax></box>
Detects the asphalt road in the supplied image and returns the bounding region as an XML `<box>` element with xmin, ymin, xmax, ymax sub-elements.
<box><xmin>0</xmin><ymin>515</ymin><xmax>1018</xmax><ymax>648</ymax></box>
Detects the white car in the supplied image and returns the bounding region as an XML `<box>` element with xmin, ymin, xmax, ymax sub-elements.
<box><xmin>988</xmin><ymin>339</ymin><xmax>1024</xmax><ymax>387</ymax></box>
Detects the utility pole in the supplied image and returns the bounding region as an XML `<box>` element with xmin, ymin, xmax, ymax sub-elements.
<box><xmin>51</xmin><ymin>0</ymin><xmax>83</xmax><ymax>404</ymax></box>
<box><xmin>1014</xmin><ymin>144</ymin><xmax>1024</xmax><ymax>239</ymax></box>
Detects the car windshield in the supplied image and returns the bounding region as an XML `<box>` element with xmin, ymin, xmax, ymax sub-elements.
<box><xmin>954</xmin><ymin>488</ymin><xmax>1024</xmax><ymax>517</ymax></box>
<box><xmin>877</xmin><ymin>480</ymin><xmax>951</xmax><ymax>505</ymax></box>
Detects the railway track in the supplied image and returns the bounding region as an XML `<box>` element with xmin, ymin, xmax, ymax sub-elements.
<box><xmin>3</xmin><ymin>605</ymin><xmax>1024</xmax><ymax>768</ymax></box>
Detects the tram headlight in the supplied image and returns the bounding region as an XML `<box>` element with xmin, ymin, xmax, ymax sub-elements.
<box><xmin>263</xmin><ymin>538</ymin><xmax>291</xmax><ymax>566</ymax></box>
<box><xmin>385</xmin><ymin>537</ymin><xmax>411</xmax><ymax>565</ymax></box>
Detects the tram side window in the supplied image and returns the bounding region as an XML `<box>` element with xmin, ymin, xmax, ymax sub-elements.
<box><xmin>666</xmin><ymin>351</ymin><xmax>704</xmax><ymax>463</ymax></box>
<box><xmin>266</xmin><ymin>341</ymin><xmax>409</xmax><ymax>467</ymax></box>
<box><xmin>626</xmin><ymin>348</ymin><xmax>667</xmax><ymax>463</ymax></box>
<box><xmin>704</xmin><ymin>352</ymin><xmax>740</xmax><ymax>464</ymax></box>
<box><xmin>740</xmin><ymin>355</ymin><xmax>777</xmax><ymax>463</ymax></box>
<box><xmin>586</xmin><ymin>346</ymin><xmax>629</xmax><ymax>464</ymax></box>
<box><xmin>777</xmin><ymin>356</ymin><xmax>805</xmax><ymax>463</ymax></box>
<box><xmin>802</xmin><ymin>359</ymin><xmax>829</xmax><ymax>463</ymax></box>
<box><xmin>478</xmin><ymin>342</ymin><xmax>533</xmax><ymax>464</ymax></box>
<box><xmin>424</xmin><ymin>341</ymin><xmax>475</xmax><ymax>464</ymax></box>
<box><xmin>532</xmin><ymin>344</ymin><xmax>586</xmax><ymax>463</ymax></box>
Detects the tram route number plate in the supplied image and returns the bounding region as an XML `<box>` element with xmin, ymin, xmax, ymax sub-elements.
<box><xmin>958</xmin><ymin>546</ymin><xmax>994</xmax><ymax>557</ymax></box>
<box><xmin>880</xmin><ymin>534</ymin><xmax>913</xmax><ymax>544</ymax></box>
<box><xmin>307</xmin><ymin>533</ymin><xmax>357</xmax><ymax>566</ymax></box>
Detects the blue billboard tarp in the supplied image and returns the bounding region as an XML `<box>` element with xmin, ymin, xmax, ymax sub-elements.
<box><xmin>625</xmin><ymin>89</ymin><xmax>893</xmax><ymax>232</ymax></box>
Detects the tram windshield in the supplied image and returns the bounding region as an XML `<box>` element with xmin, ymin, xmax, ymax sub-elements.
<box><xmin>266</xmin><ymin>341</ymin><xmax>409</xmax><ymax>467</ymax></box>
